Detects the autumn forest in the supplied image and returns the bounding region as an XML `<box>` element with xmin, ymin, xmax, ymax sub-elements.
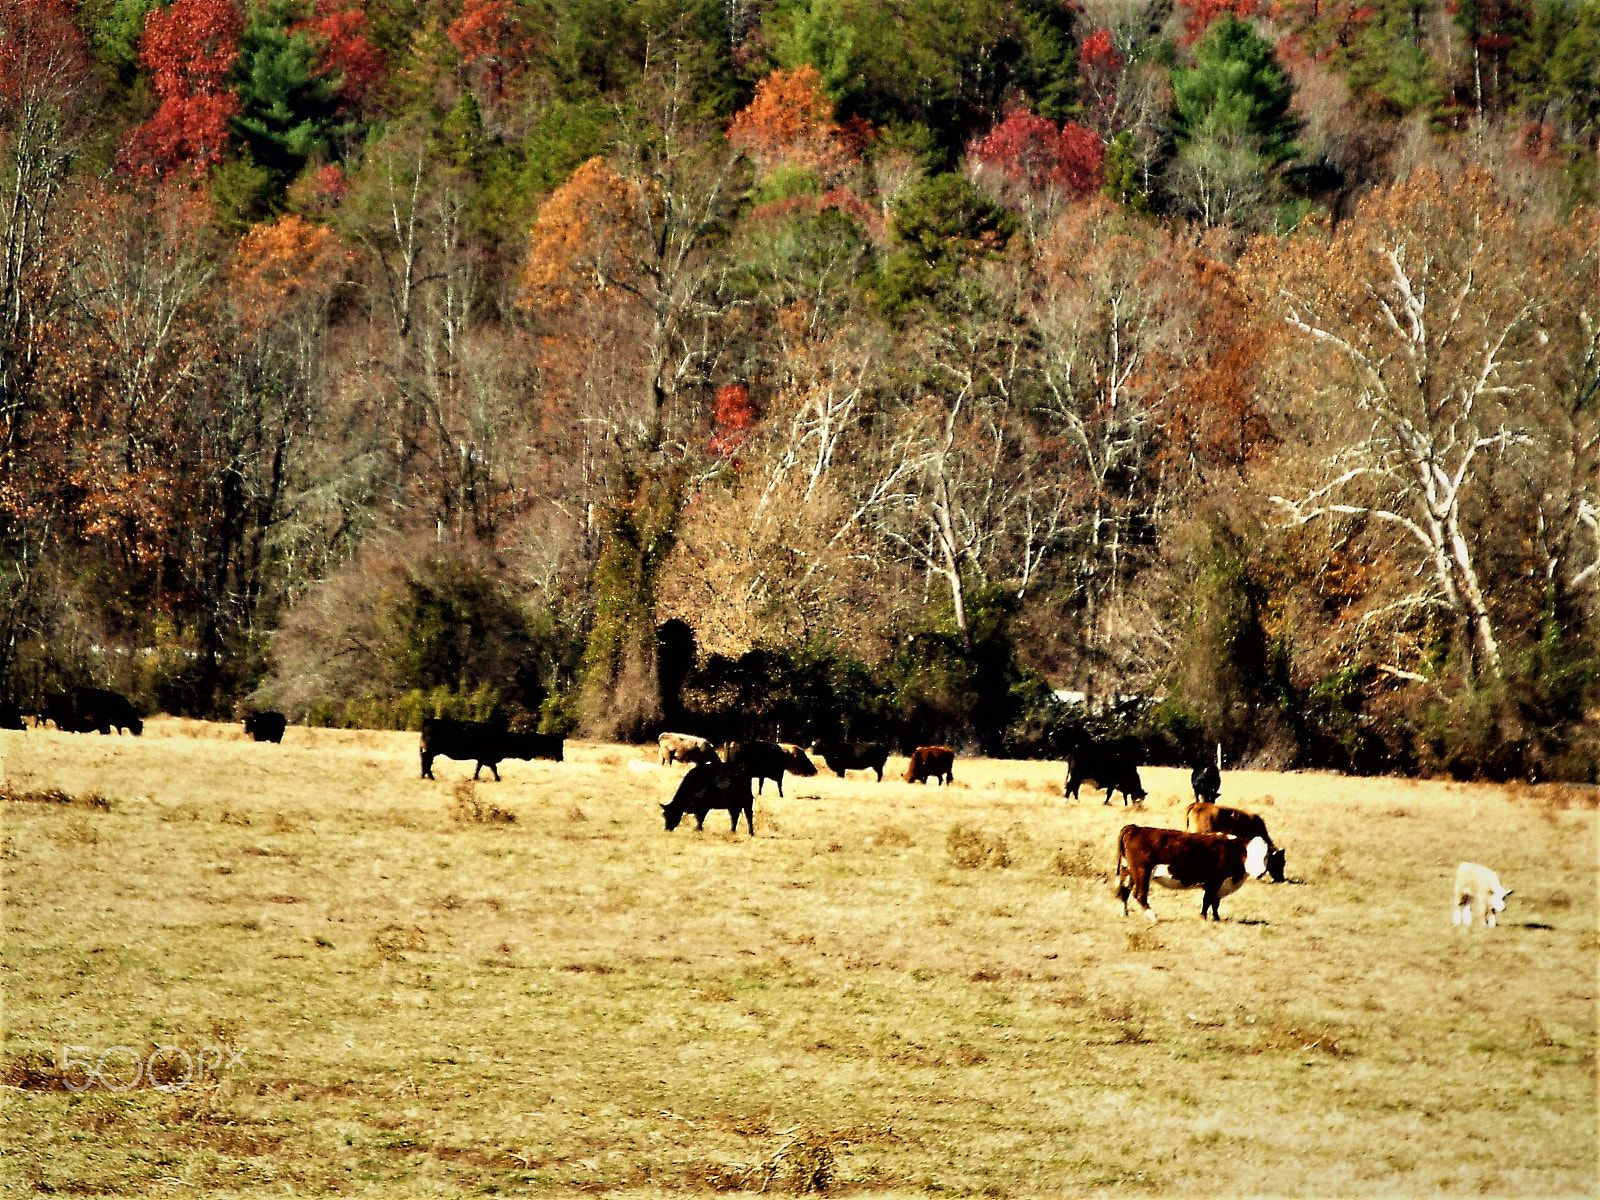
<box><xmin>1</xmin><ymin>0</ymin><xmax>1597</xmax><ymax>778</ymax></box>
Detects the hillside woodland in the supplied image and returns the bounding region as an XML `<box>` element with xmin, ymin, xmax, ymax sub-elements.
<box><xmin>1</xmin><ymin>0</ymin><xmax>1597</xmax><ymax>777</ymax></box>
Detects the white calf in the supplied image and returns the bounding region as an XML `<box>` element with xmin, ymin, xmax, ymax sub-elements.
<box><xmin>1453</xmin><ymin>862</ymin><xmax>1511</xmax><ymax>927</ymax></box>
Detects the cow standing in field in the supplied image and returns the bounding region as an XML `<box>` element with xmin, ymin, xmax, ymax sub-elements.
<box><xmin>1191</xmin><ymin>761</ymin><xmax>1221</xmax><ymax>803</ymax></box>
<box><xmin>42</xmin><ymin>687</ymin><xmax>143</xmax><ymax>735</ymax></box>
<box><xmin>1064</xmin><ymin>740</ymin><xmax>1145</xmax><ymax>804</ymax></box>
<box><xmin>1453</xmin><ymin>862</ymin><xmax>1512</xmax><ymax>927</ymax></box>
<box><xmin>728</xmin><ymin>741</ymin><xmax>815</xmax><ymax>796</ymax></box>
<box><xmin>1185</xmin><ymin>801</ymin><xmax>1287</xmax><ymax>882</ymax></box>
<box><xmin>906</xmin><ymin>745</ymin><xmax>956</xmax><ymax>785</ymax></box>
<box><xmin>658</xmin><ymin>732</ymin><xmax>717</xmax><ymax>766</ymax></box>
<box><xmin>419</xmin><ymin>718</ymin><xmax>563</xmax><ymax>781</ymax></box>
<box><xmin>243</xmin><ymin>711</ymin><xmax>288</xmax><ymax>743</ymax></box>
<box><xmin>812</xmin><ymin>741</ymin><xmax>890</xmax><ymax>781</ymax></box>
<box><xmin>1115</xmin><ymin>825</ymin><xmax>1270</xmax><ymax>922</ymax></box>
<box><xmin>661</xmin><ymin>762</ymin><xmax>755</xmax><ymax>835</ymax></box>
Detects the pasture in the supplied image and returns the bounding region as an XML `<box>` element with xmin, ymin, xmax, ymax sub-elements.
<box><xmin>1</xmin><ymin>720</ymin><xmax>1596</xmax><ymax>1197</ymax></box>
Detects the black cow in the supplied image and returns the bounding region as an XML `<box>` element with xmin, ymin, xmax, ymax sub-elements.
<box><xmin>1191</xmin><ymin>761</ymin><xmax>1221</xmax><ymax>803</ymax></box>
<box><xmin>43</xmin><ymin>687</ymin><xmax>143</xmax><ymax>735</ymax></box>
<box><xmin>40</xmin><ymin>693</ymin><xmax>85</xmax><ymax>731</ymax></box>
<box><xmin>727</xmin><ymin>741</ymin><xmax>815</xmax><ymax>796</ymax></box>
<box><xmin>1115</xmin><ymin>825</ymin><xmax>1270</xmax><ymax>921</ymax></box>
<box><xmin>243</xmin><ymin>711</ymin><xmax>288</xmax><ymax>744</ymax></box>
<box><xmin>1064</xmin><ymin>739</ymin><xmax>1145</xmax><ymax>804</ymax></box>
<box><xmin>811</xmin><ymin>740</ymin><xmax>890</xmax><ymax>781</ymax></box>
<box><xmin>419</xmin><ymin>718</ymin><xmax>563</xmax><ymax>781</ymax></box>
<box><xmin>661</xmin><ymin>762</ymin><xmax>755</xmax><ymax>835</ymax></box>
<box><xmin>0</xmin><ymin>703</ymin><xmax>24</xmax><ymax>730</ymax></box>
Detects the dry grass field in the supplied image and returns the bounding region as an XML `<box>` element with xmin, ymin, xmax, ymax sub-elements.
<box><xmin>2</xmin><ymin>719</ymin><xmax>1596</xmax><ymax>1198</ymax></box>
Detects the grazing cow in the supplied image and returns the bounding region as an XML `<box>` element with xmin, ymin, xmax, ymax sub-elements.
<box><xmin>727</xmin><ymin>741</ymin><xmax>814</xmax><ymax>796</ymax></box>
<box><xmin>419</xmin><ymin>718</ymin><xmax>562</xmax><ymax>781</ymax></box>
<box><xmin>43</xmin><ymin>687</ymin><xmax>143</xmax><ymax>735</ymax></box>
<box><xmin>1191</xmin><ymin>761</ymin><xmax>1221</xmax><ymax>803</ymax></box>
<box><xmin>812</xmin><ymin>740</ymin><xmax>890</xmax><ymax>781</ymax></box>
<box><xmin>1453</xmin><ymin>862</ymin><xmax>1512</xmax><ymax>927</ymax></box>
<box><xmin>243</xmin><ymin>710</ymin><xmax>288</xmax><ymax>744</ymax></box>
<box><xmin>0</xmin><ymin>703</ymin><xmax>24</xmax><ymax>730</ymax></box>
<box><xmin>661</xmin><ymin>762</ymin><xmax>755</xmax><ymax>835</ymax></box>
<box><xmin>906</xmin><ymin>745</ymin><xmax>956</xmax><ymax>785</ymax></box>
<box><xmin>658</xmin><ymin>731</ymin><xmax>717</xmax><ymax>766</ymax></box>
<box><xmin>1115</xmin><ymin>825</ymin><xmax>1269</xmax><ymax>922</ymax></box>
<box><xmin>39</xmin><ymin>693</ymin><xmax>84</xmax><ymax>731</ymax></box>
<box><xmin>1185</xmin><ymin>801</ymin><xmax>1287</xmax><ymax>883</ymax></box>
<box><xmin>1064</xmin><ymin>740</ymin><xmax>1146</xmax><ymax>805</ymax></box>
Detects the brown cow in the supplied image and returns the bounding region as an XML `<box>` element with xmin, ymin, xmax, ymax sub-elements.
<box><xmin>1115</xmin><ymin>825</ymin><xmax>1269</xmax><ymax>922</ymax></box>
<box><xmin>906</xmin><ymin>745</ymin><xmax>955</xmax><ymax>785</ymax></box>
<box><xmin>1185</xmin><ymin>802</ymin><xmax>1286</xmax><ymax>882</ymax></box>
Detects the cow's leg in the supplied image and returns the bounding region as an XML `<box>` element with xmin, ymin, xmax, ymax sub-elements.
<box><xmin>1202</xmin><ymin>884</ymin><xmax>1221</xmax><ymax>921</ymax></box>
<box><xmin>1134</xmin><ymin>873</ymin><xmax>1157</xmax><ymax>922</ymax></box>
<box><xmin>421</xmin><ymin>752</ymin><xmax>434</xmax><ymax>780</ymax></box>
<box><xmin>776</xmin><ymin>776</ymin><xmax>783</xmax><ymax>798</ymax></box>
<box><xmin>472</xmin><ymin>763</ymin><xmax>483</xmax><ymax>780</ymax></box>
<box><xmin>743</xmin><ymin>803</ymin><xmax>754</xmax><ymax>835</ymax></box>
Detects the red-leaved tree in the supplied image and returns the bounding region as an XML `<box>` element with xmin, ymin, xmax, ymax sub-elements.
<box><xmin>1177</xmin><ymin>0</ymin><xmax>1259</xmax><ymax>42</ymax></box>
<box><xmin>710</xmin><ymin>383</ymin><xmax>756</xmax><ymax>456</ymax></box>
<box><xmin>294</xmin><ymin>0</ymin><xmax>384</xmax><ymax>111</ymax></box>
<box><xmin>119</xmin><ymin>0</ymin><xmax>241</xmax><ymax>178</ymax></box>
<box><xmin>447</xmin><ymin>0</ymin><xmax>532</xmax><ymax>100</ymax></box>
<box><xmin>968</xmin><ymin>107</ymin><xmax>1105</xmax><ymax>193</ymax></box>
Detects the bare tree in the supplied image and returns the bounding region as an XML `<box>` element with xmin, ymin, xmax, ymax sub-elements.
<box><xmin>1249</xmin><ymin>169</ymin><xmax>1586</xmax><ymax>680</ymax></box>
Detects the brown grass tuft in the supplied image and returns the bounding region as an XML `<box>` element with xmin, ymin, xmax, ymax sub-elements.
<box><xmin>869</xmin><ymin>823</ymin><xmax>914</xmax><ymax>848</ymax></box>
<box><xmin>450</xmin><ymin>780</ymin><xmax>515</xmax><ymax>824</ymax></box>
<box><xmin>2</xmin><ymin>784</ymin><xmax>111</xmax><ymax>810</ymax></box>
<box><xmin>1124</xmin><ymin>927</ymin><xmax>1164</xmax><ymax>953</ymax></box>
<box><xmin>1047</xmin><ymin>844</ymin><xmax>1103</xmax><ymax>878</ymax></box>
<box><xmin>946</xmin><ymin>824</ymin><xmax>1010</xmax><ymax>869</ymax></box>
<box><xmin>373</xmin><ymin>924</ymin><xmax>429</xmax><ymax>961</ymax></box>
<box><xmin>1</xmin><ymin>1049</ymin><xmax>67</xmax><ymax>1090</ymax></box>
<box><xmin>703</xmin><ymin>1127</ymin><xmax>838</xmax><ymax>1194</ymax></box>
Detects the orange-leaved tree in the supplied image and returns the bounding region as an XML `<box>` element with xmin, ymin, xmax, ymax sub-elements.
<box><xmin>727</xmin><ymin>64</ymin><xmax>851</xmax><ymax>174</ymax></box>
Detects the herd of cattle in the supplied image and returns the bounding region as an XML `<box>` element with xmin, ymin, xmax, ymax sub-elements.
<box><xmin>7</xmin><ymin>695</ymin><xmax>1514</xmax><ymax>927</ymax></box>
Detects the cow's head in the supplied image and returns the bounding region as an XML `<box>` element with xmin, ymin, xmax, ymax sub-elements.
<box><xmin>660</xmin><ymin>803</ymin><xmax>683</xmax><ymax>831</ymax></box>
<box><xmin>129</xmin><ymin>716</ymin><xmax>144</xmax><ymax>736</ymax></box>
<box><xmin>1266</xmin><ymin>845</ymin><xmax>1286</xmax><ymax>883</ymax></box>
<box><xmin>1243</xmin><ymin>836</ymin><xmax>1270</xmax><ymax>879</ymax></box>
<box><xmin>1488</xmin><ymin>886</ymin><xmax>1511</xmax><ymax>914</ymax></box>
